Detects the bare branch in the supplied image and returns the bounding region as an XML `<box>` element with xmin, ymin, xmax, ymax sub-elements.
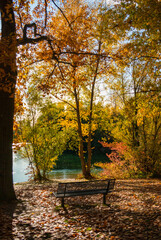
<box><xmin>18</xmin><ymin>59</ymin><xmax>47</xmax><ymax>70</ymax></box>
<box><xmin>136</xmin><ymin>61</ymin><xmax>150</xmax><ymax>91</ymax></box>
<box><xmin>54</xmin><ymin>95</ymin><xmax>76</xmax><ymax>110</ymax></box>
<box><xmin>57</xmin><ymin>64</ymin><xmax>75</xmax><ymax>95</ymax></box>
<box><xmin>45</xmin><ymin>64</ymin><xmax>57</xmax><ymax>81</ymax></box>
<box><xmin>57</xmin><ymin>60</ymin><xmax>76</xmax><ymax>68</ymax></box>
<box><xmin>44</xmin><ymin>0</ymin><xmax>47</xmax><ymax>29</ymax></box>
<box><xmin>41</xmin><ymin>0</ymin><xmax>48</xmax><ymax>34</ymax></box>
<box><xmin>17</xmin><ymin>0</ymin><xmax>23</xmax><ymax>32</ymax></box>
<box><xmin>51</xmin><ymin>0</ymin><xmax>73</xmax><ymax>31</ymax></box>
<box><xmin>23</xmin><ymin>23</ymin><xmax>37</xmax><ymax>39</ymax></box>
<box><xmin>60</xmin><ymin>51</ymin><xmax>111</xmax><ymax>59</ymax></box>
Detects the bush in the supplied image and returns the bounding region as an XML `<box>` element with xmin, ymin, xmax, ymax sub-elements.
<box><xmin>95</xmin><ymin>141</ymin><xmax>139</xmax><ymax>179</ymax></box>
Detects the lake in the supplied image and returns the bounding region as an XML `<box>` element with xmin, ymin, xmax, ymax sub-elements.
<box><xmin>13</xmin><ymin>151</ymin><xmax>103</xmax><ymax>183</ymax></box>
<box><xmin>13</xmin><ymin>152</ymin><xmax>82</xmax><ymax>183</ymax></box>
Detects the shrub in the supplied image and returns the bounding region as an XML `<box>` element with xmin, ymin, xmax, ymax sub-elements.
<box><xmin>95</xmin><ymin>141</ymin><xmax>138</xmax><ymax>179</ymax></box>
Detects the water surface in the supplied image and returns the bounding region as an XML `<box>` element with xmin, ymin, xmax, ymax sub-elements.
<box><xmin>13</xmin><ymin>152</ymin><xmax>81</xmax><ymax>183</ymax></box>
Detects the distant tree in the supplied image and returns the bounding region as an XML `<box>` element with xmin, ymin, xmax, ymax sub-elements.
<box><xmin>31</xmin><ymin>0</ymin><xmax>113</xmax><ymax>178</ymax></box>
<box><xmin>103</xmin><ymin>61</ymin><xmax>161</xmax><ymax>177</ymax></box>
<box><xmin>15</xmin><ymin>92</ymin><xmax>68</xmax><ymax>181</ymax></box>
<box><xmin>100</xmin><ymin>0</ymin><xmax>161</xmax><ymax>177</ymax></box>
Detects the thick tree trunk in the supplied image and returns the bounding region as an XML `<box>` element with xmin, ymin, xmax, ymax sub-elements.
<box><xmin>0</xmin><ymin>0</ymin><xmax>17</xmax><ymax>201</ymax></box>
<box><xmin>0</xmin><ymin>92</ymin><xmax>17</xmax><ymax>200</ymax></box>
<box><xmin>0</xmin><ymin>92</ymin><xmax>16</xmax><ymax>201</ymax></box>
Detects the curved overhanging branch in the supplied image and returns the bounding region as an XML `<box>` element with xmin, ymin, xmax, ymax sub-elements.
<box><xmin>17</xmin><ymin>35</ymin><xmax>49</xmax><ymax>46</ymax></box>
<box><xmin>17</xmin><ymin>22</ymin><xmax>49</xmax><ymax>46</ymax></box>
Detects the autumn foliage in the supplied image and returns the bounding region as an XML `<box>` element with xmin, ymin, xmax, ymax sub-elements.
<box><xmin>12</xmin><ymin>0</ymin><xmax>160</xmax><ymax>180</ymax></box>
<box><xmin>0</xmin><ymin>0</ymin><xmax>160</xmax><ymax>199</ymax></box>
<box><xmin>95</xmin><ymin>141</ymin><xmax>138</xmax><ymax>179</ymax></box>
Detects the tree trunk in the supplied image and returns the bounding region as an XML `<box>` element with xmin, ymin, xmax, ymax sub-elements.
<box><xmin>132</xmin><ymin>63</ymin><xmax>139</xmax><ymax>147</ymax></box>
<box><xmin>87</xmin><ymin>41</ymin><xmax>101</xmax><ymax>177</ymax></box>
<box><xmin>74</xmin><ymin>88</ymin><xmax>87</xmax><ymax>177</ymax></box>
<box><xmin>0</xmin><ymin>92</ymin><xmax>16</xmax><ymax>201</ymax></box>
<box><xmin>0</xmin><ymin>0</ymin><xmax>17</xmax><ymax>201</ymax></box>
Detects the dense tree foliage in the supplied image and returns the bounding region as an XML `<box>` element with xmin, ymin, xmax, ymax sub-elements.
<box><xmin>14</xmin><ymin>89</ymin><xmax>69</xmax><ymax>181</ymax></box>
<box><xmin>0</xmin><ymin>0</ymin><xmax>160</xmax><ymax>200</ymax></box>
<box><xmin>18</xmin><ymin>0</ymin><xmax>113</xmax><ymax>178</ymax></box>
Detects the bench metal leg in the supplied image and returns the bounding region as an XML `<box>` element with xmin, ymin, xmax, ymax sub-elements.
<box><xmin>103</xmin><ymin>193</ymin><xmax>106</xmax><ymax>205</ymax></box>
<box><xmin>61</xmin><ymin>198</ymin><xmax>64</xmax><ymax>208</ymax></box>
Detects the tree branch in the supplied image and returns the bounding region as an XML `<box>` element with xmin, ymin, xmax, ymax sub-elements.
<box><xmin>17</xmin><ymin>35</ymin><xmax>49</xmax><ymax>46</ymax></box>
<box><xmin>41</xmin><ymin>0</ymin><xmax>48</xmax><ymax>34</ymax></box>
<box><xmin>51</xmin><ymin>0</ymin><xmax>73</xmax><ymax>31</ymax></box>
<box><xmin>57</xmin><ymin>64</ymin><xmax>75</xmax><ymax>95</ymax></box>
<box><xmin>44</xmin><ymin>0</ymin><xmax>47</xmax><ymax>29</ymax></box>
<box><xmin>60</xmin><ymin>51</ymin><xmax>111</xmax><ymax>58</ymax></box>
<box><xmin>53</xmin><ymin>95</ymin><xmax>76</xmax><ymax>110</ymax></box>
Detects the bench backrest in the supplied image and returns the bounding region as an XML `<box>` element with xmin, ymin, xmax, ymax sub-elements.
<box><xmin>57</xmin><ymin>179</ymin><xmax>115</xmax><ymax>195</ymax></box>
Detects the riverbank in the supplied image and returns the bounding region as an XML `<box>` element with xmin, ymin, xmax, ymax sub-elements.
<box><xmin>1</xmin><ymin>179</ymin><xmax>161</xmax><ymax>239</ymax></box>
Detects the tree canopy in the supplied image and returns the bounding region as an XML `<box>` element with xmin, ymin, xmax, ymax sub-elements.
<box><xmin>0</xmin><ymin>0</ymin><xmax>160</xmax><ymax>200</ymax></box>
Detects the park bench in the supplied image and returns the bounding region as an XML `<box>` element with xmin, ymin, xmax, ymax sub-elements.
<box><xmin>54</xmin><ymin>179</ymin><xmax>115</xmax><ymax>208</ymax></box>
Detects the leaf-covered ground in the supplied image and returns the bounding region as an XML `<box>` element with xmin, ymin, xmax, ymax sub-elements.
<box><xmin>0</xmin><ymin>179</ymin><xmax>161</xmax><ymax>239</ymax></box>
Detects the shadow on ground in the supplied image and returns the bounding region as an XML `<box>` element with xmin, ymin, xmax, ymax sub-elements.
<box><xmin>0</xmin><ymin>180</ymin><xmax>160</xmax><ymax>239</ymax></box>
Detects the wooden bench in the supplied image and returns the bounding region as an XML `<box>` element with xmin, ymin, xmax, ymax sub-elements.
<box><xmin>54</xmin><ymin>179</ymin><xmax>115</xmax><ymax>208</ymax></box>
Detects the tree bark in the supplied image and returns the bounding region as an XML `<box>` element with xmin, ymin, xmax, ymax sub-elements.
<box><xmin>87</xmin><ymin>41</ymin><xmax>101</xmax><ymax>176</ymax></box>
<box><xmin>0</xmin><ymin>0</ymin><xmax>17</xmax><ymax>201</ymax></box>
<box><xmin>74</xmin><ymin>88</ymin><xmax>87</xmax><ymax>177</ymax></box>
<box><xmin>132</xmin><ymin>62</ymin><xmax>139</xmax><ymax>147</ymax></box>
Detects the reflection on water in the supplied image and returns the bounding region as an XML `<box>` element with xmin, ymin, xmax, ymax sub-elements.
<box><xmin>13</xmin><ymin>152</ymin><xmax>81</xmax><ymax>183</ymax></box>
<box><xmin>49</xmin><ymin>169</ymin><xmax>81</xmax><ymax>180</ymax></box>
<box><xmin>13</xmin><ymin>152</ymin><xmax>102</xmax><ymax>183</ymax></box>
